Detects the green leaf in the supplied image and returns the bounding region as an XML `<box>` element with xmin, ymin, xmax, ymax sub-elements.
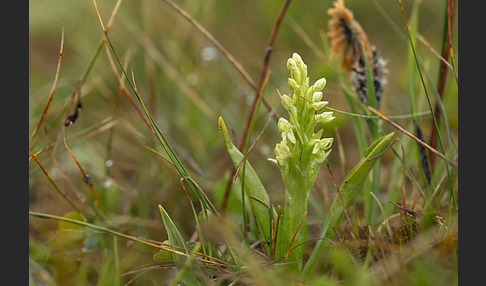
<box><xmin>302</xmin><ymin>132</ymin><xmax>395</xmax><ymax>279</ymax></box>
<box><xmin>57</xmin><ymin>211</ymin><xmax>85</xmax><ymax>243</ymax></box>
<box><xmin>328</xmin><ymin>132</ymin><xmax>394</xmax><ymax>238</ymax></box>
<box><xmin>218</xmin><ymin>118</ymin><xmax>273</xmax><ymax>239</ymax></box>
<box><xmin>153</xmin><ymin>240</ymin><xmax>174</xmax><ymax>262</ymax></box>
<box><xmin>158</xmin><ymin>205</ymin><xmax>206</xmax><ymax>285</ymax></box>
<box><xmin>58</xmin><ymin>211</ymin><xmax>84</xmax><ymax>231</ymax></box>
<box><xmin>218</xmin><ymin>117</ymin><xmax>296</xmax><ymax>264</ymax></box>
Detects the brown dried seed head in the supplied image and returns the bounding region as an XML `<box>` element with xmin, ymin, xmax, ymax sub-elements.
<box><xmin>327</xmin><ymin>0</ymin><xmax>371</xmax><ymax>71</ymax></box>
<box><xmin>351</xmin><ymin>46</ymin><xmax>388</xmax><ymax>107</ymax></box>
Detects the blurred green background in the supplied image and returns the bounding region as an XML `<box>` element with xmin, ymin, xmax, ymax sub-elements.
<box><xmin>29</xmin><ymin>0</ymin><xmax>457</xmax><ymax>284</ymax></box>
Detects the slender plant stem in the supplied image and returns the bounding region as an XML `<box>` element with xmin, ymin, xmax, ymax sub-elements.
<box><xmin>29</xmin><ymin>20</ymin><xmax>64</xmax><ymax>147</ymax></box>
<box><xmin>221</xmin><ymin>0</ymin><xmax>292</xmax><ymax>213</ymax></box>
<box><xmin>161</xmin><ymin>0</ymin><xmax>276</xmax><ymax>116</ymax></box>
<box><xmin>428</xmin><ymin>0</ymin><xmax>456</xmax><ymax>168</ymax></box>
<box><xmin>238</xmin><ymin>0</ymin><xmax>292</xmax><ymax>150</ymax></box>
<box><xmin>29</xmin><ymin>211</ymin><xmax>233</xmax><ymax>268</ymax></box>
<box><xmin>368</xmin><ymin>107</ymin><xmax>457</xmax><ymax>169</ymax></box>
<box><xmin>29</xmin><ymin>151</ymin><xmax>86</xmax><ymax>220</ymax></box>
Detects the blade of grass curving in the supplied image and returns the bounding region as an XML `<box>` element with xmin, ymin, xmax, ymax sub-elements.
<box><xmin>46</xmin><ymin>0</ymin><xmax>122</xmax><ymax>148</ymax></box>
<box><xmin>302</xmin><ymin>132</ymin><xmax>395</xmax><ymax>280</ymax></box>
<box><xmin>81</xmin><ymin>0</ymin><xmax>123</xmax><ymax>86</ymax></box>
<box><xmin>179</xmin><ymin>178</ymin><xmax>209</xmax><ymax>260</ymax></box>
<box><xmin>421</xmin><ymin>64</ymin><xmax>456</xmax><ymax>153</ymax></box>
<box><xmin>161</xmin><ymin>0</ymin><xmax>278</xmax><ymax>118</ymax></box>
<box><xmin>47</xmin><ymin>0</ymin><xmax>123</xmax><ymax>156</ymax></box>
<box><xmin>179</xmin><ymin>177</ymin><xmax>235</xmax><ymax>269</ymax></box>
<box><xmin>338</xmin><ymin>79</ymin><xmax>368</xmax><ymax>157</ymax></box>
<box><xmin>406</xmin><ymin>0</ymin><xmax>419</xmax><ymax>122</ymax></box>
<box><xmin>405</xmin><ymin>0</ymin><xmax>432</xmax><ymax>187</ymax></box>
<box><xmin>384</xmin><ymin>144</ymin><xmax>426</xmax><ymax>216</ymax></box>
<box><xmin>29</xmin><ymin>19</ymin><xmax>64</xmax><ymax>147</ymax></box>
<box><xmin>158</xmin><ymin>205</ymin><xmax>207</xmax><ymax>286</ymax></box>
<box><xmin>369</xmin><ymin>107</ymin><xmax>457</xmax><ymax>169</ymax></box>
<box><xmin>29</xmin><ymin>151</ymin><xmax>87</xmax><ymax>221</ymax></box>
<box><xmin>29</xmin><ymin>211</ymin><xmax>233</xmax><ymax>268</ymax></box>
<box><xmin>371</xmin><ymin>0</ymin><xmax>457</xmax><ymax>80</ymax></box>
<box><xmin>398</xmin><ymin>0</ymin><xmax>456</xmax><ymax>209</ymax></box>
<box><xmin>63</xmin><ymin>131</ymin><xmax>105</xmax><ymax>218</ymax></box>
<box><xmin>360</xmin><ymin>41</ymin><xmax>382</xmax><ymax>226</ymax></box>
<box><xmin>104</xmin><ymin>49</ymin><xmax>130</xmax><ymax>180</ymax></box>
<box><xmin>369</xmin><ymin>0</ymin><xmax>408</xmax><ymax>44</ymax></box>
<box><xmin>135</xmin><ymin>33</ymin><xmax>217</xmax><ymax>120</ymax></box>
<box><xmin>92</xmin><ymin>0</ymin><xmax>217</xmax><ymax>214</ymax></box>
<box><xmin>399</xmin><ymin>0</ymin><xmax>450</xmax><ymax>164</ymax></box>
<box><xmin>429</xmin><ymin>0</ymin><xmax>458</xmax><ymax>167</ymax></box>
<box><xmin>326</xmin><ymin>106</ymin><xmax>431</xmax><ymax>120</ymax></box>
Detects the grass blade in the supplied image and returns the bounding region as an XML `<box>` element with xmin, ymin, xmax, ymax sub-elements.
<box><xmin>218</xmin><ymin>117</ymin><xmax>297</xmax><ymax>265</ymax></box>
<box><xmin>91</xmin><ymin>0</ymin><xmax>217</xmax><ymax>214</ymax></box>
<box><xmin>158</xmin><ymin>205</ymin><xmax>206</xmax><ymax>285</ymax></box>
<box><xmin>302</xmin><ymin>132</ymin><xmax>395</xmax><ymax>280</ymax></box>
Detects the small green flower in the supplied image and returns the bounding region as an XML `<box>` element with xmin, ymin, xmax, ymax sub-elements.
<box><xmin>275</xmin><ymin>53</ymin><xmax>334</xmax><ymax>176</ymax></box>
<box><xmin>273</xmin><ymin>53</ymin><xmax>334</xmax><ymax>267</ymax></box>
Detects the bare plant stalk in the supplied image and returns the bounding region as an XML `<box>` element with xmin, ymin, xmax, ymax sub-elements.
<box><xmin>29</xmin><ymin>151</ymin><xmax>86</xmax><ymax>219</ymax></box>
<box><xmin>63</xmin><ymin>131</ymin><xmax>103</xmax><ymax>210</ymax></box>
<box><xmin>368</xmin><ymin>107</ymin><xmax>457</xmax><ymax>169</ymax></box>
<box><xmin>429</xmin><ymin>0</ymin><xmax>456</xmax><ymax>168</ymax></box>
<box><xmin>29</xmin><ymin>20</ymin><xmax>64</xmax><ymax>147</ymax></box>
<box><xmin>238</xmin><ymin>0</ymin><xmax>292</xmax><ymax>150</ymax></box>
<box><xmin>161</xmin><ymin>0</ymin><xmax>277</xmax><ymax>116</ymax></box>
<box><xmin>221</xmin><ymin>0</ymin><xmax>292</xmax><ymax>213</ymax></box>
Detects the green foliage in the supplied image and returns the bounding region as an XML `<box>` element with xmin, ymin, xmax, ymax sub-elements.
<box><xmin>29</xmin><ymin>0</ymin><xmax>457</xmax><ymax>285</ymax></box>
<box><xmin>158</xmin><ymin>205</ymin><xmax>207</xmax><ymax>285</ymax></box>
<box><xmin>303</xmin><ymin>132</ymin><xmax>395</xmax><ymax>279</ymax></box>
<box><xmin>153</xmin><ymin>240</ymin><xmax>174</xmax><ymax>262</ymax></box>
<box><xmin>218</xmin><ymin>116</ymin><xmax>297</xmax><ymax>265</ymax></box>
<box><xmin>271</xmin><ymin>52</ymin><xmax>334</xmax><ymax>267</ymax></box>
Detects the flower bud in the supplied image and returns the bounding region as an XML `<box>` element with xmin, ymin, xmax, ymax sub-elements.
<box><xmin>292</xmin><ymin>53</ymin><xmax>303</xmax><ymax>63</ymax></box>
<box><xmin>313</xmin><ymin>78</ymin><xmax>327</xmax><ymax>91</ymax></box>
<box><xmin>318</xmin><ymin>138</ymin><xmax>333</xmax><ymax>150</ymax></box>
<box><xmin>314</xmin><ymin>148</ymin><xmax>330</xmax><ymax>164</ymax></box>
<box><xmin>287</xmin><ymin>58</ymin><xmax>300</xmax><ymax>80</ymax></box>
<box><xmin>278</xmin><ymin>118</ymin><xmax>291</xmax><ymax>132</ymax></box>
<box><xmin>312</xmin><ymin>141</ymin><xmax>321</xmax><ymax>154</ymax></box>
<box><xmin>312</xmin><ymin>92</ymin><xmax>323</xmax><ymax>102</ymax></box>
<box><xmin>291</xmin><ymin>53</ymin><xmax>308</xmax><ymax>82</ymax></box>
<box><xmin>286</xmin><ymin>129</ymin><xmax>297</xmax><ymax>144</ymax></box>
<box><xmin>288</xmin><ymin>78</ymin><xmax>299</xmax><ymax>91</ymax></box>
<box><xmin>312</xmin><ymin>101</ymin><xmax>327</xmax><ymax>111</ymax></box>
<box><xmin>316</xmin><ymin>112</ymin><xmax>335</xmax><ymax>125</ymax></box>
<box><xmin>281</xmin><ymin>94</ymin><xmax>293</xmax><ymax>109</ymax></box>
<box><xmin>275</xmin><ymin>142</ymin><xmax>291</xmax><ymax>162</ymax></box>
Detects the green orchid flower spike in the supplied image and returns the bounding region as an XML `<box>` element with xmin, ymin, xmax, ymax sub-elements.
<box><xmin>273</xmin><ymin>53</ymin><xmax>334</xmax><ymax>267</ymax></box>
